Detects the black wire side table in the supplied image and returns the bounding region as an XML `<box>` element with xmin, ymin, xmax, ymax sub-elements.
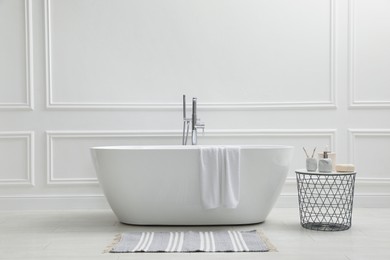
<box><xmin>295</xmin><ymin>170</ymin><xmax>356</xmax><ymax>231</ymax></box>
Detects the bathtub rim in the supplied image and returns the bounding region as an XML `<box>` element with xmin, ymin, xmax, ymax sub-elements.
<box><xmin>91</xmin><ymin>144</ymin><xmax>294</xmax><ymax>150</ymax></box>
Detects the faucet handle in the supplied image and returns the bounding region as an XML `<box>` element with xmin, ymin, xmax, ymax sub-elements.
<box><xmin>195</xmin><ymin>118</ymin><xmax>205</xmax><ymax>127</ymax></box>
<box><xmin>195</xmin><ymin>122</ymin><xmax>205</xmax><ymax>136</ymax></box>
<box><xmin>200</xmin><ymin>127</ymin><xmax>205</xmax><ymax>136</ymax></box>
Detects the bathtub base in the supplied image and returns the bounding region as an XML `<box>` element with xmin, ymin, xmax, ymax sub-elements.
<box><xmin>118</xmin><ymin>220</ymin><xmax>265</xmax><ymax>226</ymax></box>
<box><xmin>111</xmin><ymin>204</ymin><xmax>274</xmax><ymax>226</ymax></box>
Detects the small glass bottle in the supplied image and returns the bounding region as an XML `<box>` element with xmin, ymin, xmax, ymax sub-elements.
<box><xmin>318</xmin><ymin>151</ymin><xmax>332</xmax><ymax>173</ymax></box>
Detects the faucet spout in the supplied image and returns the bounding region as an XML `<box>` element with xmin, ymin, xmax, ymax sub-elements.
<box><xmin>191</xmin><ymin>128</ymin><xmax>198</xmax><ymax>146</ymax></box>
<box><xmin>192</xmin><ymin>98</ymin><xmax>197</xmax><ymax>131</ymax></box>
<box><xmin>182</xmin><ymin>95</ymin><xmax>190</xmax><ymax>145</ymax></box>
<box><xmin>182</xmin><ymin>95</ymin><xmax>205</xmax><ymax>145</ymax></box>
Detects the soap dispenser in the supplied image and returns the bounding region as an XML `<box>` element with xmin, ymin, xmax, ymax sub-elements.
<box><xmin>318</xmin><ymin>151</ymin><xmax>332</xmax><ymax>173</ymax></box>
<box><xmin>318</xmin><ymin>145</ymin><xmax>336</xmax><ymax>171</ymax></box>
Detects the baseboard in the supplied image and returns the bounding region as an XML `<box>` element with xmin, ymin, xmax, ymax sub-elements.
<box><xmin>276</xmin><ymin>193</ymin><xmax>390</xmax><ymax>208</ymax></box>
<box><xmin>0</xmin><ymin>195</ymin><xmax>109</xmax><ymax>210</ymax></box>
<box><xmin>0</xmin><ymin>194</ymin><xmax>389</xmax><ymax>210</ymax></box>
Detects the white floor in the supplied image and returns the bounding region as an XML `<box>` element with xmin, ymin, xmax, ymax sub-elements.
<box><xmin>0</xmin><ymin>208</ymin><xmax>389</xmax><ymax>260</ymax></box>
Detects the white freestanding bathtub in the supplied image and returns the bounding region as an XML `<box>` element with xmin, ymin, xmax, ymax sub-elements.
<box><xmin>91</xmin><ymin>145</ymin><xmax>293</xmax><ymax>225</ymax></box>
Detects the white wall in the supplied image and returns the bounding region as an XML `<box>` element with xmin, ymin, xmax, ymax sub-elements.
<box><xmin>1</xmin><ymin>0</ymin><xmax>390</xmax><ymax>209</ymax></box>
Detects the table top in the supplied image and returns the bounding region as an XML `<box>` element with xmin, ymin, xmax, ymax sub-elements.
<box><xmin>295</xmin><ymin>169</ymin><xmax>356</xmax><ymax>175</ymax></box>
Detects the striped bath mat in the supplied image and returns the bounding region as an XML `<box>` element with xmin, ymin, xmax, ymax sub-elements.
<box><xmin>108</xmin><ymin>230</ymin><xmax>272</xmax><ymax>253</ymax></box>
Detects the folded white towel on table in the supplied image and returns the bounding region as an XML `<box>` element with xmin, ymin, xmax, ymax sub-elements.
<box><xmin>200</xmin><ymin>146</ymin><xmax>241</xmax><ymax>209</ymax></box>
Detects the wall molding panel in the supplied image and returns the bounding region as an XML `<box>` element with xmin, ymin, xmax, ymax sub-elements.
<box><xmin>348</xmin><ymin>129</ymin><xmax>390</xmax><ymax>183</ymax></box>
<box><xmin>46</xmin><ymin>129</ymin><xmax>336</xmax><ymax>185</ymax></box>
<box><xmin>348</xmin><ymin>0</ymin><xmax>390</xmax><ymax>108</ymax></box>
<box><xmin>348</xmin><ymin>129</ymin><xmax>390</xmax><ymax>206</ymax></box>
<box><xmin>44</xmin><ymin>0</ymin><xmax>336</xmax><ymax>110</ymax></box>
<box><xmin>0</xmin><ymin>0</ymin><xmax>34</xmax><ymax>110</ymax></box>
<box><xmin>46</xmin><ymin>130</ymin><xmax>180</xmax><ymax>185</ymax></box>
<box><xmin>0</xmin><ymin>132</ymin><xmax>34</xmax><ymax>186</ymax></box>
<box><xmin>204</xmin><ymin>129</ymin><xmax>336</xmax><ymax>182</ymax></box>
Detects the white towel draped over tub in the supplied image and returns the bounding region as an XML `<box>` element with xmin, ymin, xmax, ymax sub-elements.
<box><xmin>199</xmin><ymin>146</ymin><xmax>241</xmax><ymax>209</ymax></box>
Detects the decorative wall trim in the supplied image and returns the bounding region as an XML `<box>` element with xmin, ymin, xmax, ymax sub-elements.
<box><xmin>44</xmin><ymin>0</ymin><xmax>336</xmax><ymax>110</ymax></box>
<box><xmin>329</xmin><ymin>0</ymin><xmax>337</xmax><ymax>109</ymax></box>
<box><xmin>348</xmin><ymin>0</ymin><xmax>390</xmax><ymax>108</ymax></box>
<box><xmin>46</xmin><ymin>129</ymin><xmax>336</xmax><ymax>185</ymax></box>
<box><xmin>0</xmin><ymin>132</ymin><xmax>34</xmax><ymax>186</ymax></box>
<box><xmin>204</xmin><ymin>128</ymin><xmax>336</xmax><ymax>141</ymax></box>
<box><xmin>348</xmin><ymin>129</ymin><xmax>390</xmax><ymax>184</ymax></box>
<box><xmin>45</xmin><ymin>101</ymin><xmax>338</xmax><ymax>111</ymax></box>
<box><xmin>44</xmin><ymin>0</ymin><xmax>53</xmax><ymax>112</ymax></box>
<box><xmin>0</xmin><ymin>0</ymin><xmax>34</xmax><ymax>110</ymax></box>
<box><xmin>46</xmin><ymin>130</ymin><xmax>181</xmax><ymax>185</ymax></box>
<box><xmin>348</xmin><ymin>129</ymin><xmax>390</xmax><ymax>160</ymax></box>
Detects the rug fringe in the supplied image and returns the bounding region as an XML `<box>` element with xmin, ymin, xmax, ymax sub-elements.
<box><xmin>103</xmin><ymin>233</ymin><xmax>122</xmax><ymax>254</ymax></box>
<box><xmin>256</xmin><ymin>229</ymin><xmax>278</xmax><ymax>252</ymax></box>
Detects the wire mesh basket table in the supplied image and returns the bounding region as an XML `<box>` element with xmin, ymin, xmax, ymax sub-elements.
<box><xmin>295</xmin><ymin>170</ymin><xmax>356</xmax><ymax>231</ymax></box>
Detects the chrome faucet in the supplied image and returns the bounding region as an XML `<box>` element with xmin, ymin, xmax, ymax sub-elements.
<box><xmin>182</xmin><ymin>95</ymin><xmax>205</xmax><ymax>145</ymax></box>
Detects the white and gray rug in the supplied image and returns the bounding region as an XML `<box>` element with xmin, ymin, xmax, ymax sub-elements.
<box><xmin>108</xmin><ymin>230</ymin><xmax>274</xmax><ymax>253</ymax></box>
